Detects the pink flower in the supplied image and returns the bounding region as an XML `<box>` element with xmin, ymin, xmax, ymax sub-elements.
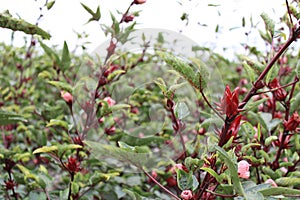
<box><xmin>238</xmin><ymin>160</ymin><xmax>251</xmax><ymax>179</ymax></box>
<box><xmin>169</xmin><ymin>163</ymin><xmax>188</xmax><ymax>174</ymax></box>
<box><xmin>61</xmin><ymin>91</ymin><xmax>73</xmax><ymax>104</ymax></box>
<box><xmin>180</xmin><ymin>190</ymin><xmax>193</xmax><ymax>200</ymax></box>
<box><xmin>104</xmin><ymin>97</ymin><xmax>116</xmax><ymax>106</ymax></box>
<box><xmin>265</xmin><ymin>179</ymin><xmax>277</xmax><ymax>187</ymax></box>
<box><xmin>134</xmin><ymin>0</ymin><xmax>146</xmax><ymax>5</ymax></box>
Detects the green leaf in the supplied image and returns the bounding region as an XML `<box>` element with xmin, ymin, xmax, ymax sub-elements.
<box><xmin>0</xmin><ymin>11</ymin><xmax>51</xmax><ymax>39</ymax></box>
<box><xmin>266</xmin><ymin>64</ymin><xmax>279</xmax><ymax>84</ymax></box>
<box><xmin>174</xmin><ymin>102</ymin><xmax>190</xmax><ymax>119</ymax></box>
<box><xmin>39</xmin><ymin>40</ymin><xmax>60</xmax><ymax>63</ymax></box>
<box><xmin>115</xmin><ymin>132</ymin><xmax>166</xmax><ymax>146</ymax></box>
<box><xmin>290</xmin><ymin>92</ymin><xmax>300</xmax><ymax>113</ymax></box>
<box><xmin>201</xmin><ymin>167</ymin><xmax>222</xmax><ymax>183</ymax></box>
<box><xmin>46</xmin><ymin>1</ymin><xmax>55</xmax><ymax>10</ymax></box>
<box><xmin>243</xmin><ymin>98</ymin><xmax>267</xmax><ymax>113</ymax></box>
<box><xmin>47</xmin><ymin>81</ymin><xmax>73</xmax><ymax>93</ymax></box>
<box><xmin>33</xmin><ymin>146</ymin><xmax>58</xmax><ymax>154</ymax></box>
<box><xmin>90</xmin><ymin>172</ymin><xmax>119</xmax><ymax>184</ymax></box>
<box><xmin>57</xmin><ymin>144</ymin><xmax>83</xmax><ymax>156</ymax></box>
<box><xmin>215</xmin><ymin>146</ymin><xmax>246</xmax><ymax>197</ymax></box>
<box><xmin>184</xmin><ymin>157</ymin><xmax>202</xmax><ymax>171</ymax></box>
<box><xmin>0</xmin><ymin>110</ymin><xmax>27</xmax><ymax>125</ymax></box>
<box><xmin>123</xmin><ymin>189</ymin><xmax>143</xmax><ymax>200</ymax></box>
<box><xmin>264</xmin><ymin>135</ymin><xmax>278</xmax><ymax>146</ymax></box>
<box><xmin>80</xmin><ymin>3</ymin><xmax>94</xmax><ymax>16</ymax></box>
<box><xmin>176</xmin><ymin>170</ymin><xmax>193</xmax><ymax>190</ymax></box>
<box><xmin>110</xmin><ymin>104</ymin><xmax>131</xmax><ymax>112</ymax></box>
<box><xmin>259</xmin><ymin>187</ymin><xmax>300</xmax><ymax>196</ymax></box>
<box><xmin>158</xmin><ymin>51</ymin><xmax>208</xmax><ymax>90</ymax></box>
<box><xmin>238</xmin><ymin>55</ymin><xmax>264</xmax><ymax>75</ymax></box>
<box><xmin>61</xmin><ymin>41</ymin><xmax>71</xmax><ymax>71</ymax></box>
<box><xmin>81</xmin><ymin>3</ymin><xmax>101</xmax><ymax>23</ymax></box>
<box><xmin>85</xmin><ymin>140</ymin><xmax>155</xmax><ymax>169</ymax></box>
<box><xmin>242</xmin><ymin>61</ymin><xmax>256</xmax><ymax>82</ymax></box>
<box><xmin>260</xmin><ymin>12</ymin><xmax>275</xmax><ymax>37</ymax></box>
<box><xmin>262</xmin><ymin>167</ymin><xmax>280</xmax><ymax>180</ymax></box>
<box><xmin>107</xmin><ymin>70</ymin><xmax>126</xmax><ymax>81</ymax></box>
<box><xmin>46</xmin><ymin>119</ymin><xmax>68</xmax><ymax>130</ymax></box>
<box><xmin>275</xmin><ymin>177</ymin><xmax>300</xmax><ymax>187</ymax></box>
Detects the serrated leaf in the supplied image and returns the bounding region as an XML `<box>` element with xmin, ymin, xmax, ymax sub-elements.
<box><xmin>215</xmin><ymin>146</ymin><xmax>246</xmax><ymax>196</ymax></box>
<box><xmin>46</xmin><ymin>119</ymin><xmax>68</xmax><ymax>129</ymax></box>
<box><xmin>0</xmin><ymin>11</ymin><xmax>51</xmax><ymax>39</ymax></box>
<box><xmin>47</xmin><ymin>81</ymin><xmax>73</xmax><ymax>93</ymax></box>
<box><xmin>33</xmin><ymin>146</ymin><xmax>58</xmax><ymax>154</ymax></box>
<box><xmin>259</xmin><ymin>187</ymin><xmax>300</xmax><ymax>196</ymax></box>
<box><xmin>61</xmin><ymin>41</ymin><xmax>71</xmax><ymax>71</ymax></box>
<box><xmin>238</xmin><ymin>55</ymin><xmax>264</xmax><ymax>74</ymax></box>
<box><xmin>275</xmin><ymin>177</ymin><xmax>300</xmax><ymax>187</ymax></box>
<box><xmin>154</xmin><ymin>78</ymin><xmax>167</xmax><ymax>94</ymax></box>
<box><xmin>261</xmin><ymin>12</ymin><xmax>275</xmax><ymax>37</ymax></box>
<box><xmin>0</xmin><ymin>110</ymin><xmax>27</xmax><ymax>125</ymax></box>
<box><xmin>158</xmin><ymin>51</ymin><xmax>208</xmax><ymax>90</ymax></box>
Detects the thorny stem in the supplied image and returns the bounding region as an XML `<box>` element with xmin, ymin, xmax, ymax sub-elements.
<box><xmin>143</xmin><ymin>169</ymin><xmax>181</xmax><ymax>200</ymax></box>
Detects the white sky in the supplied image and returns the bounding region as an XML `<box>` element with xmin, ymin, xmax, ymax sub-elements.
<box><xmin>0</xmin><ymin>0</ymin><xmax>286</xmax><ymax>58</ymax></box>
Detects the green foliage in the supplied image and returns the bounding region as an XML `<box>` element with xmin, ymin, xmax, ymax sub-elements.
<box><xmin>0</xmin><ymin>11</ymin><xmax>51</xmax><ymax>39</ymax></box>
<box><xmin>0</xmin><ymin>110</ymin><xmax>27</xmax><ymax>125</ymax></box>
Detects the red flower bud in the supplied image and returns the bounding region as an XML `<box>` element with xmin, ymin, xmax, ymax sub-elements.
<box><xmin>124</xmin><ymin>14</ymin><xmax>135</xmax><ymax>23</ymax></box>
<box><xmin>284</xmin><ymin>112</ymin><xmax>300</xmax><ymax>132</ymax></box>
<box><xmin>66</xmin><ymin>157</ymin><xmax>81</xmax><ymax>173</ymax></box>
<box><xmin>61</xmin><ymin>91</ymin><xmax>73</xmax><ymax>105</ymax></box>
<box><xmin>216</xmin><ymin>85</ymin><xmax>240</xmax><ymax>119</ymax></box>
<box><xmin>166</xmin><ymin>176</ymin><xmax>177</xmax><ymax>187</ymax></box>
<box><xmin>268</xmin><ymin>78</ymin><xmax>287</xmax><ymax>101</ymax></box>
<box><xmin>134</xmin><ymin>0</ymin><xmax>146</xmax><ymax>5</ymax></box>
<box><xmin>4</xmin><ymin>179</ymin><xmax>17</xmax><ymax>190</ymax></box>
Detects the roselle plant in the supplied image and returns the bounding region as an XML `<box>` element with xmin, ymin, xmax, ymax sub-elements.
<box><xmin>0</xmin><ymin>0</ymin><xmax>300</xmax><ymax>200</ymax></box>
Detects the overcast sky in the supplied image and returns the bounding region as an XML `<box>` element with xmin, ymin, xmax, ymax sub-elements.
<box><xmin>0</xmin><ymin>0</ymin><xmax>286</xmax><ymax>58</ymax></box>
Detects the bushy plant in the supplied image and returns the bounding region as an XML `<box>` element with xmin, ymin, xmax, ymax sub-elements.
<box><xmin>0</xmin><ymin>1</ymin><xmax>299</xmax><ymax>199</ymax></box>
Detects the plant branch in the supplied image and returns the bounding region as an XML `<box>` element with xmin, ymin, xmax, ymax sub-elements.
<box><xmin>239</xmin><ymin>27</ymin><xmax>300</xmax><ymax>110</ymax></box>
<box><xmin>143</xmin><ymin>168</ymin><xmax>181</xmax><ymax>200</ymax></box>
<box><xmin>200</xmin><ymin>89</ymin><xmax>225</xmax><ymax>121</ymax></box>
